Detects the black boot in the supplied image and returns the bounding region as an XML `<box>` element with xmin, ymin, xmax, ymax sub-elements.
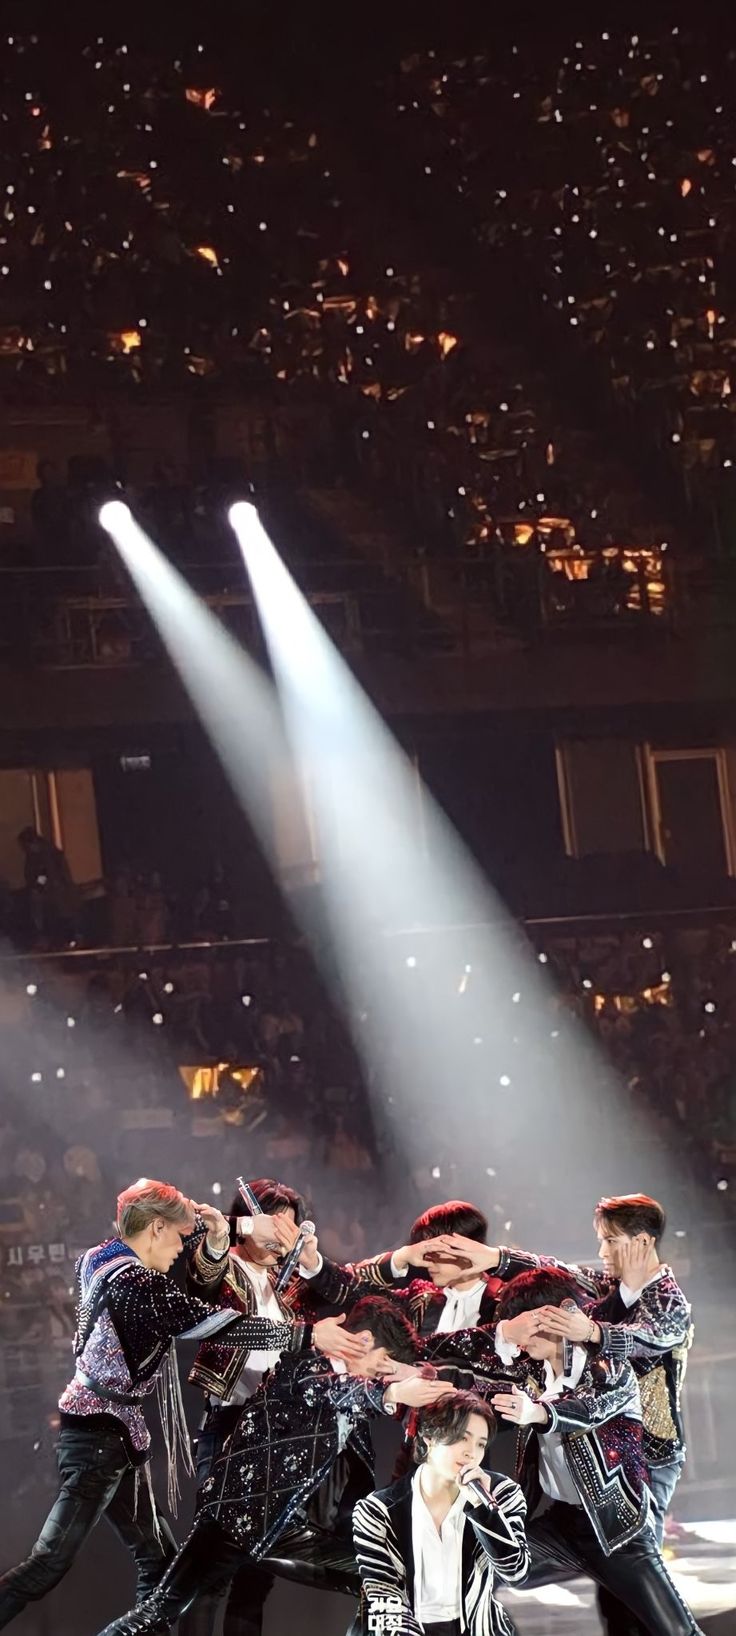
<box><xmin>99</xmin><ymin>1519</ymin><xmax>245</xmax><ymax>1635</ymax></box>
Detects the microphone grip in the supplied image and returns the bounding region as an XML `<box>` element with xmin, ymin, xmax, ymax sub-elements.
<box><xmin>560</xmin><ymin>1297</ymin><xmax>578</xmax><ymax>1376</ymax></box>
<box><xmin>463</xmin><ymin>1477</ymin><xmax>494</xmax><ymax>1509</ymax></box>
<box><xmin>236</xmin><ymin>1177</ymin><xmax>263</xmax><ymax>1215</ymax></box>
<box><xmin>273</xmin><ymin>1220</ymin><xmax>316</xmax><ymax>1295</ymax></box>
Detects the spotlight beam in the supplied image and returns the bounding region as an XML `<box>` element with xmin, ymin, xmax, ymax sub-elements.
<box><xmin>98</xmin><ymin>504</ymin><xmax>312</xmax><ymax>887</ymax></box>
<box><xmin>232</xmin><ymin>501</ymin><xmax>688</xmax><ymax>1207</ymax></box>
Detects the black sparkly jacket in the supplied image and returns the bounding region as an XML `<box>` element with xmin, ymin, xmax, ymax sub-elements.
<box><xmin>186</xmin><ymin>1235</ymin><xmax>304</xmax><ymax>1403</ymax></box>
<box><xmin>493</xmin><ymin>1245</ymin><xmax>692</xmax><ymax>1467</ymax></box>
<box><xmin>58</xmin><ymin>1233</ymin><xmax>313</xmax><ymax>1459</ymax></box>
<box><xmin>198</xmin><ymin>1351</ymin><xmax>392</xmax><ymax>1556</ymax></box>
<box><xmin>302</xmin><ymin>1251</ymin><xmax>503</xmax><ymax>1335</ymax></box>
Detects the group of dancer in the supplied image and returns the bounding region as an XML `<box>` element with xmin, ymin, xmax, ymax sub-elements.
<box><xmin>0</xmin><ymin>1176</ymin><xmax>701</xmax><ymax>1636</ymax></box>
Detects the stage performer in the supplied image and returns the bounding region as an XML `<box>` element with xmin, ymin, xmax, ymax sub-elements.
<box><xmin>0</xmin><ymin>1177</ymin><xmax>325</xmax><ymax>1630</ymax></box>
<box><xmin>443</xmin><ymin>1266</ymin><xmax>703</xmax><ymax>1636</ymax></box>
<box><xmin>92</xmin><ymin>1297</ymin><xmax>455</xmax><ymax>1636</ymax></box>
<box><xmin>180</xmin><ymin>1177</ymin><xmax>373</xmax><ymax>1636</ymax></box>
<box><xmin>435</xmin><ymin>1192</ymin><xmax>692</xmax><ymax>1634</ymax></box>
<box><xmin>353</xmin><ymin>1389</ymin><xmax>528</xmax><ymax>1636</ymax></box>
<box><xmin>301</xmin><ymin>1199</ymin><xmax>507</xmax><ymax>1338</ymax></box>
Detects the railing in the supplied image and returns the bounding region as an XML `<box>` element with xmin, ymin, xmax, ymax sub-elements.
<box><xmin>0</xmin><ymin>544</ymin><xmax>676</xmax><ymax>667</ymax></box>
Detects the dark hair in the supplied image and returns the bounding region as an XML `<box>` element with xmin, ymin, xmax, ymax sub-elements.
<box><xmin>229</xmin><ymin>1178</ymin><xmax>307</xmax><ymax>1227</ymax></box>
<box><xmin>594</xmin><ymin>1194</ymin><xmax>665</xmax><ymax>1246</ymax></box>
<box><xmin>496</xmin><ymin>1266</ymin><xmax>584</xmax><ymax>1323</ymax></box>
<box><xmin>409</xmin><ymin>1199</ymin><xmax>488</xmax><ymax>1245</ymax></box>
<box><xmin>343</xmin><ymin>1297</ymin><xmax>418</xmax><ymax>1363</ymax></box>
<box><xmin>414</xmin><ymin>1390</ymin><xmax>496</xmax><ymax>1463</ymax></box>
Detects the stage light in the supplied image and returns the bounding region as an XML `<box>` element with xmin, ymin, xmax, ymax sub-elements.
<box><xmin>406</xmin><ymin>956</ymin><xmax>417</xmax><ymax>969</ymax></box>
<box><xmin>212</xmin><ymin>1182</ymin><xmax>222</xmax><ymax>1196</ymax></box>
<box><xmin>30</xmin><ymin>1071</ymin><xmax>42</xmax><ymax>1083</ymax></box>
<box><xmin>164</xmin><ymin>982</ymin><xmax>174</xmax><ymax>994</ymax></box>
<box><xmin>26</xmin><ymin>983</ymin><xmax>37</xmax><ymax>996</ymax></box>
<box><xmin>66</xmin><ymin>1016</ymin><xmax>76</xmax><ymax>1028</ymax></box>
<box><xmin>152</xmin><ymin>1012</ymin><xmax>164</xmax><ymax>1026</ymax></box>
<box><xmin>99</xmin><ymin>499</ymin><xmax>133</xmax><ymax>532</ymax></box>
<box><xmin>228</xmin><ymin>500</ymin><xmax>257</xmax><ymax>532</ymax></box>
<box><xmin>56</xmin><ymin>1068</ymin><xmax>65</xmax><ymax>1079</ymax></box>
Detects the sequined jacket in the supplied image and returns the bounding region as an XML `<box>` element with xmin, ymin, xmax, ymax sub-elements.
<box><xmin>353</xmin><ymin>1470</ymin><xmax>528</xmax><ymax>1636</ymax></box>
<box><xmin>303</xmin><ymin>1252</ymin><xmax>503</xmax><ymax>1336</ymax></box>
<box><xmin>58</xmin><ymin>1236</ymin><xmax>313</xmax><ymax>1459</ymax></box>
<box><xmin>423</xmin><ymin>1330</ymin><xmax>650</xmax><ymax>1556</ymax></box>
<box><xmin>186</xmin><ymin>1237</ymin><xmax>304</xmax><ymax>1403</ymax></box>
<box><xmin>198</xmin><ymin>1351</ymin><xmax>391</xmax><ymax>1557</ymax></box>
<box><xmin>494</xmin><ymin>1246</ymin><xmax>692</xmax><ymax>1466</ymax></box>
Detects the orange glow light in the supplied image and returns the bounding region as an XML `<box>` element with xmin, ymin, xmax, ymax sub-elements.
<box><xmin>185</xmin><ymin>87</ymin><xmax>218</xmax><ymax>111</ymax></box>
<box><xmin>437</xmin><ymin>330</ymin><xmax>458</xmax><ymax>356</ymax></box>
<box><xmin>117</xmin><ymin>329</ymin><xmax>142</xmax><ymax>354</ymax></box>
<box><xmin>194</xmin><ymin>244</ymin><xmax>219</xmax><ymax>268</ymax></box>
<box><xmin>680</xmin><ymin>178</ymin><xmax>692</xmax><ymax>198</ymax></box>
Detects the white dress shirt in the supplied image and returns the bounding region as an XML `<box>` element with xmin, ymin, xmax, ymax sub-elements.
<box><xmin>212</xmin><ymin>1259</ymin><xmax>287</xmax><ymax>1408</ymax></box>
<box><xmin>412</xmin><ymin>1467</ymin><xmax>469</xmax><ymax>1624</ymax></box>
<box><xmin>619</xmin><ymin>1265</ymin><xmax>666</xmax><ymax>1307</ymax></box>
<box><xmin>535</xmin><ymin>1346</ymin><xmax>587</xmax><ymax>1506</ymax></box>
<box><xmin>390</xmin><ymin>1254</ymin><xmax>487</xmax><ymax>1332</ymax></box>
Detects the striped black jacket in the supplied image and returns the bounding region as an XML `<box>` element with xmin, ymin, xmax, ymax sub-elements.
<box><xmin>353</xmin><ymin>1469</ymin><xmax>528</xmax><ymax>1636</ymax></box>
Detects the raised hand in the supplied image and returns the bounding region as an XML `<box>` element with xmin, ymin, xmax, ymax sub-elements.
<box><xmin>492</xmin><ymin>1384</ymin><xmax>546</xmax><ymax>1426</ymax></box>
<box><xmin>459</xmin><ymin>1465</ymin><xmax>492</xmax><ymax>1505</ymax></box>
<box><xmin>385</xmin><ymin>1376</ymin><xmax>458</xmax><ymax>1409</ymax></box>
<box><xmin>617</xmin><ymin>1234</ymin><xmax>655</xmax><ymax>1294</ymax></box>
<box><xmin>313</xmin><ymin>1314</ymin><xmax>372</xmax><ymax>1366</ymax></box>
<box><xmin>534</xmin><ymin>1305</ymin><xmax>598</xmax><ymax>1344</ymax></box>
<box><xmin>499</xmin><ymin>1310</ymin><xmax>544</xmax><ymax>1347</ymax></box>
<box><xmin>194</xmin><ymin>1202</ymin><xmax>230</xmax><ymax>1252</ymax></box>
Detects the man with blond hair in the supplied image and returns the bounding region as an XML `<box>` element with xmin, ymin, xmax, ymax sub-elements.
<box><xmin>0</xmin><ymin>1176</ymin><xmax>350</xmax><ymax>1630</ymax></box>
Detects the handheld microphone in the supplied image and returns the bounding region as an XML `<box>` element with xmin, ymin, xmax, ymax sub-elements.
<box><xmin>273</xmin><ymin>1220</ymin><xmax>316</xmax><ymax>1295</ymax></box>
<box><xmin>235</xmin><ymin>1176</ymin><xmax>263</xmax><ymax>1214</ymax></box>
<box><xmin>560</xmin><ymin>1298</ymin><xmax>578</xmax><ymax>1376</ymax></box>
<box><xmin>461</xmin><ymin>1474</ymin><xmax>495</xmax><ymax>1510</ymax></box>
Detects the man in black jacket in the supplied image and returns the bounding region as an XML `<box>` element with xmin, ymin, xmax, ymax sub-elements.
<box><xmin>464</xmin><ymin>1268</ymin><xmax>703</xmax><ymax>1636</ymax></box>
<box><xmin>303</xmin><ymin>1199</ymin><xmax>505</xmax><ymax>1338</ymax></box>
<box><xmin>354</xmin><ymin>1390</ymin><xmax>528</xmax><ymax>1636</ymax></box>
<box><xmin>0</xmin><ymin>1178</ymin><xmax>321</xmax><ymax>1631</ymax></box>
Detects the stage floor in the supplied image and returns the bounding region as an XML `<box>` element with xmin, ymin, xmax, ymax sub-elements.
<box><xmin>499</xmin><ymin>1520</ymin><xmax>736</xmax><ymax>1633</ymax></box>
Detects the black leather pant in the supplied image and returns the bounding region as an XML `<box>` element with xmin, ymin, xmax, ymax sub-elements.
<box><xmin>97</xmin><ymin>1513</ymin><xmax>360</xmax><ymax>1635</ymax></box>
<box><xmin>0</xmin><ymin>1424</ymin><xmax>176</xmax><ymax>1630</ymax></box>
<box><xmin>528</xmin><ymin>1502</ymin><xmax>702</xmax><ymax>1636</ymax></box>
<box><xmin>598</xmin><ymin>1456</ymin><xmax>685</xmax><ymax>1636</ymax></box>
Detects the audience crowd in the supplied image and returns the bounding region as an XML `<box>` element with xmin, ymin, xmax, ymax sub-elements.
<box><xmin>0</xmin><ymin>25</ymin><xmax>676</xmax><ymax>643</ymax></box>
<box><xmin>389</xmin><ymin>26</ymin><xmax>736</xmax><ymax>553</ymax></box>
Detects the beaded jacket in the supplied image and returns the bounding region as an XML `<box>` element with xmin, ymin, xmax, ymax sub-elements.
<box><xmin>58</xmin><ymin>1235</ymin><xmax>312</xmax><ymax>1460</ymax></box>
<box><xmin>494</xmin><ymin>1246</ymin><xmax>692</xmax><ymax>1467</ymax></box>
<box><xmin>423</xmin><ymin>1327</ymin><xmax>650</xmax><ymax>1555</ymax></box>
<box><xmin>198</xmin><ymin>1351</ymin><xmax>390</xmax><ymax>1556</ymax></box>
<box><xmin>186</xmin><ymin>1235</ymin><xmax>304</xmax><ymax>1403</ymax></box>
